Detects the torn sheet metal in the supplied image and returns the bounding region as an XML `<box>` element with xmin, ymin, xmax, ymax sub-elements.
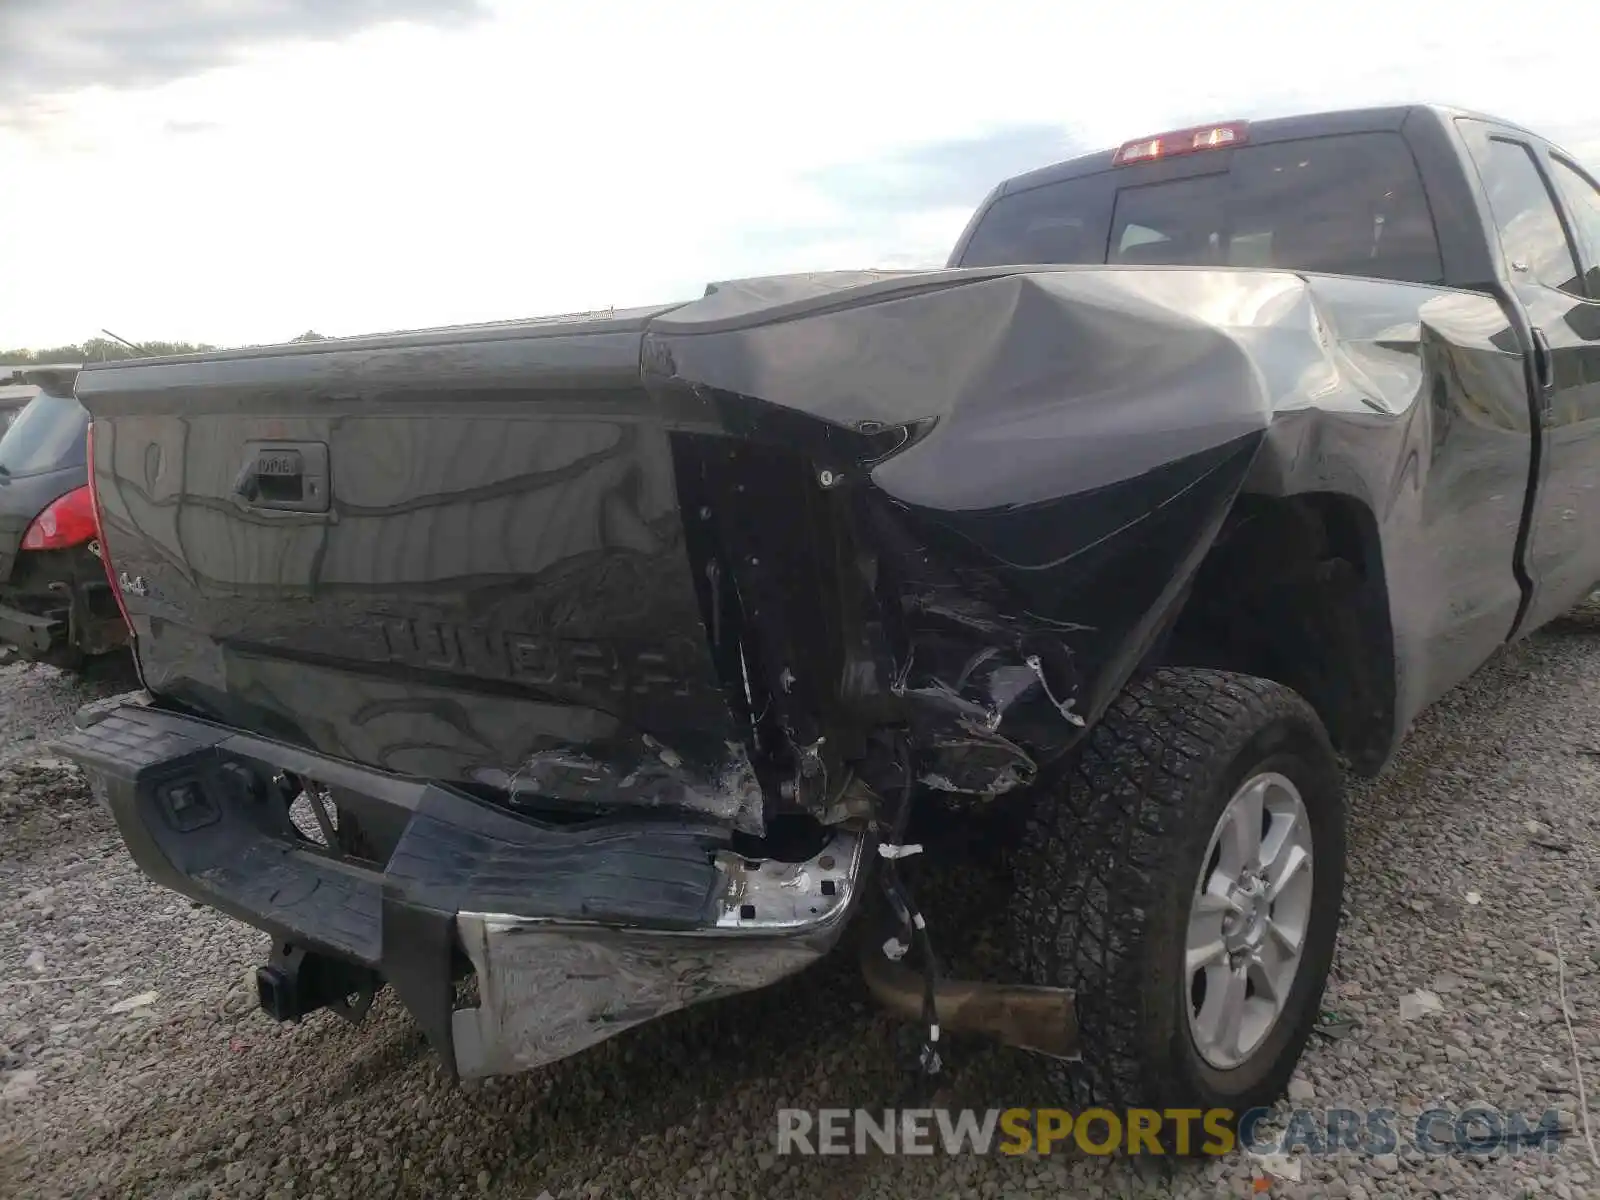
<box><xmin>470</xmin><ymin>735</ymin><xmax>765</xmax><ymax>834</ymax></box>
<box><xmin>861</xmin><ymin>515</ymin><xmax>1091</xmax><ymax>794</ymax></box>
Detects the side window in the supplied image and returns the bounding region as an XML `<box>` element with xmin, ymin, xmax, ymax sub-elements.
<box><xmin>1460</xmin><ymin>124</ymin><xmax>1584</xmax><ymax>295</ymax></box>
<box><xmin>1549</xmin><ymin>157</ymin><xmax>1600</xmax><ymax>298</ymax></box>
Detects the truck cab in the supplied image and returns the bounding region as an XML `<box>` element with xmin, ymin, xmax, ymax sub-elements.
<box><xmin>952</xmin><ymin>104</ymin><xmax>1600</xmax><ymax>763</ymax></box>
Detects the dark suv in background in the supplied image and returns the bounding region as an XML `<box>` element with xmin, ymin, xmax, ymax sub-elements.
<box><xmin>0</xmin><ymin>365</ymin><xmax>128</xmax><ymax>668</ymax></box>
<box><xmin>0</xmin><ymin>377</ymin><xmax>37</xmax><ymax>433</ymax></box>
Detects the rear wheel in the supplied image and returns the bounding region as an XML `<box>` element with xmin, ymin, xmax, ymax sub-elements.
<box><xmin>1006</xmin><ymin>668</ymin><xmax>1345</xmax><ymax>1126</ymax></box>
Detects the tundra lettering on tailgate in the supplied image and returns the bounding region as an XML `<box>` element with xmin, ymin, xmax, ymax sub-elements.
<box><xmin>378</xmin><ymin>617</ymin><xmax>700</xmax><ymax>700</ymax></box>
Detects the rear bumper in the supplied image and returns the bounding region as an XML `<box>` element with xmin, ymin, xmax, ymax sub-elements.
<box><xmin>52</xmin><ymin>703</ymin><xmax>867</xmax><ymax>1078</ymax></box>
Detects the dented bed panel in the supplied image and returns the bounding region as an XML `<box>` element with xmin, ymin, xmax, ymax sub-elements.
<box><xmin>648</xmin><ymin>267</ymin><xmax>1529</xmax><ymax>769</ymax></box>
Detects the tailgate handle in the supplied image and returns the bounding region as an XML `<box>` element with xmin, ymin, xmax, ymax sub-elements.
<box><xmin>234</xmin><ymin>442</ymin><xmax>330</xmax><ymax>513</ymax></box>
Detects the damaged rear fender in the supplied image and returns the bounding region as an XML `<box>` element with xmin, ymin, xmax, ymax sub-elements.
<box><xmin>645</xmin><ymin>269</ymin><xmax>1297</xmax><ymax>794</ymax></box>
<box><xmin>646</xmin><ymin>267</ymin><xmax>1514</xmax><ymax>789</ymax></box>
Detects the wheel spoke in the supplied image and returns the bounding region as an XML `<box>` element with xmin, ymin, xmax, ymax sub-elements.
<box><xmin>1266</xmin><ymin>843</ymin><xmax>1310</xmax><ymax>900</ymax></box>
<box><xmin>1200</xmin><ymin>964</ymin><xmax>1249</xmax><ymax>1059</ymax></box>
<box><xmin>1219</xmin><ymin>778</ymin><xmax>1266</xmax><ymax>875</ymax></box>
<box><xmin>1266</xmin><ymin>917</ymin><xmax>1304</xmax><ymax>957</ymax></box>
<box><xmin>1259</xmin><ymin>803</ymin><xmax>1299</xmax><ymax>869</ymax></box>
<box><xmin>1189</xmin><ymin>875</ymin><xmax>1236</xmax><ymax>973</ymax></box>
<box><xmin>1186</xmin><ymin>911</ymin><xmax>1229</xmax><ymax>973</ymax></box>
<box><xmin>1252</xmin><ymin>935</ymin><xmax>1300</xmax><ymax>1012</ymax></box>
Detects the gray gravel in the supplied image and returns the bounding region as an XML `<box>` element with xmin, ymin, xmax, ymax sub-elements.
<box><xmin>0</xmin><ymin>656</ymin><xmax>142</xmax><ymax>768</ymax></box>
<box><xmin>2</xmin><ymin>618</ymin><xmax>1598</xmax><ymax>1199</ymax></box>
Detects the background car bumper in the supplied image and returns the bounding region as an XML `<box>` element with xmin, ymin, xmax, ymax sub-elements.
<box><xmin>0</xmin><ymin>599</ymin><xmax>58</xmax><ymax>653</ymax></box>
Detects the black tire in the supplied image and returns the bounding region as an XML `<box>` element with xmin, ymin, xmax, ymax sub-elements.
<box><xmin>1006</xmin><ymin>668</ymin><xmax>1345</xmax><ymax>1124</ymax></box>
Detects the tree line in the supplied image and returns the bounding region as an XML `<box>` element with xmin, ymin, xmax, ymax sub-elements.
<box><xmin>0</xmin><ymin>331</ymin><xmax>327</xmax><ymax>367</ymax></box>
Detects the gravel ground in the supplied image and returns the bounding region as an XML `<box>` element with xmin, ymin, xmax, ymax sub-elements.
<box><xmin>2</xmin><ymin>618</ymin><xmax>1598</xmax><ymax>1200</ymax></box>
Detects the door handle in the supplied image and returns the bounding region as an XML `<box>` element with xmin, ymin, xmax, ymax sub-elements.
<box><xmin>1531</xmin><ymin>327</ymin><xmax>1555</xmax><ymax>393</ymax></box>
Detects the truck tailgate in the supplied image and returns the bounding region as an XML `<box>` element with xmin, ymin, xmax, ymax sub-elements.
<box><xmin>75</xmin><ymin>306</ymin><xmax>768</xmax><ymax>828</ymax></box>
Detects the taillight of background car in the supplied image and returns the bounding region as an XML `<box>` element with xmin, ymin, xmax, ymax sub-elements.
<box><xmin>20</xmin><ymin>485</ymin><xmax>98</xmax><ymax>550</ymax></box>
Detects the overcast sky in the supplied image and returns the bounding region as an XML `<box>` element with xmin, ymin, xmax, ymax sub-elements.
<box><xmin>3</xmin><ymin>0</ymin><xmax>1598</xmax><ymax>350</ymax></box>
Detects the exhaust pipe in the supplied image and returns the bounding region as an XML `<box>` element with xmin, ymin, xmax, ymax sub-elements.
<box><xmin>860</xmin><ymin>942</ymin><xmax>1079</xmax><ymax>1059</ymax></box>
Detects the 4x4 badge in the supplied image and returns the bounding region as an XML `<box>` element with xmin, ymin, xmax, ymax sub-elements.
<box><xmin>119</xmin><ymin>572</ymin><xmax>148</xmax><ymax>597</ymax></box>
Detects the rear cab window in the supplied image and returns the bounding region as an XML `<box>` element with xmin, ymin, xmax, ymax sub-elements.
<box><xmin>0</xmin><ymin>391</ymin><xmax>88</xmax><ymax>479</ymax></box>
<box><xmin>958</xmin><ymin>130</ymin><xmax>1445</xmax><ymax>285</ymax></box>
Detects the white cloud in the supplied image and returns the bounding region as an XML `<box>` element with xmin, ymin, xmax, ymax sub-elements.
<box><xmin>2</xmin><ymin>0</ymin><xmax>1597</xmax><ymax>348</ymax></box>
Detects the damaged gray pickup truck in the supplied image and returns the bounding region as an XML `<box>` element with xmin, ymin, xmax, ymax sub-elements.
<box><xmin>55</xmin><ymin>104</ymin><xmax>1600</xmax><ymax>1127</ymax></box>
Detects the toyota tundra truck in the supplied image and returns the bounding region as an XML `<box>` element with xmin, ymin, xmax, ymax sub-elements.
<box><xmin>54</xmin><ymin>104</ymin><xmax>1600</xmax><ymax>1128</ymax></box>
